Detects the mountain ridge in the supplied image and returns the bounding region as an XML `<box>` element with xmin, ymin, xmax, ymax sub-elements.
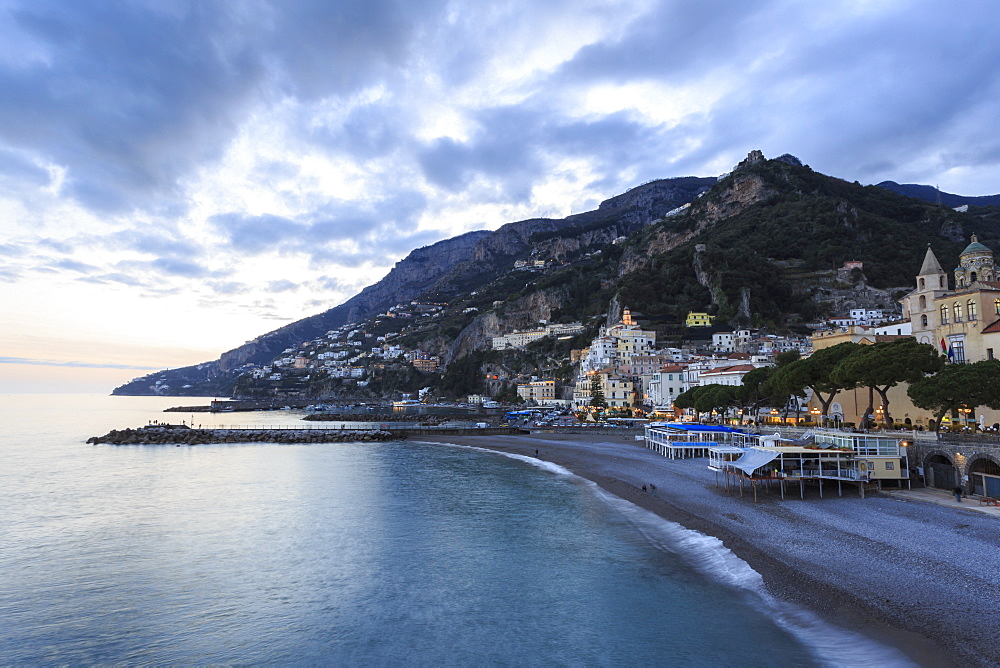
<box><xmin>113</xmin><ymin>176</ymin><xmax>715</xmax><ymax>395</ymax></box>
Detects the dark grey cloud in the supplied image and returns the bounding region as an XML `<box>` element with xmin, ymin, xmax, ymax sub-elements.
<box><xmin>547</xmin><ymin>0</ymin><xmax>1000</xmax><ymax>189</ymax></box>
<box><xmin>0</xmin><ymin>0</ymin><xmax>448</xmax><ymax>213</ymax></box>
<box><xmin>0</xmin><ymin>266</ymin><xmax>21</xmax><ymax>282</ymax></box>
<box><xmin>52</xmin><ymin>258</ymin><xmax>99</xmax><ymax>273</ymax></box>
<box><xmin>210</xmin><ymin>188</ymin><xmax>433</xmax><ymax>268</ymax></box>
<box><xmin>207</xmin><ymin>280</ymin><xmax>249</xmax><ymax>295</ymax></box>
<box><xmin>148</xmin><ymin>257</ymin><xmax>216</xmax><ymax>279</ymax></box>
<box><xmin>209</xmin><ymin>213</ymin><xmax>306</xmax><ymax>254</ymax></box>
<box><xmin>266</xmin><ymin>279</ymin><xmax>298</xmax><ymax>293</ymax></box>
<box><xmin>78</xmin><ymin>272</ymin><xmax>149</xmax><ymax>288</ymax></box>
<box><xmin>108</xmin><ymin>228</ymin><xmax>204</xmax><ymax>260</ymax></box>
<box><xmin>0</xmin><ymin>147</ymin><xmax>50</xmax><ymax>187</ymax></box>
<box><xmin>560</xmin><ymin>0</ymin><xmax>773</xmax><ymax>84</ymax></box>
<box><xmin>0</xmin><ymin>243</ymin><xmax>26</xmax><ymax>258</ymax></box>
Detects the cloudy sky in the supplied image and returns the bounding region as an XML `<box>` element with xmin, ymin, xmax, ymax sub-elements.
<box><xmin>3</xmin><ymin>0</ymin><xmax>1000</xmax><ymax>393</ymax></box>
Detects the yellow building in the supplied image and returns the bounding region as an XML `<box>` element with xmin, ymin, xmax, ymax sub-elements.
<box><xmin>812</xmin><ymin>238</ymin><xmax>1000</xmax><ymax>430</ymax></box>
<box><xmin>685</xmin><ymin>312</ymin><xmax>715</xmax><ymax>327</ymax></box>
<box><xmin>517</xmin><ymin>379</ymin><xmax>556</xmax><ymax>404</ymax></box>
<box><xmin>572</xmin><ymin>370</ymin><xmax>635</xmax><ymax>409</ymax></box>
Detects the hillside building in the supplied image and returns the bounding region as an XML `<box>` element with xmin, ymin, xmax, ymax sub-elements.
<box><xmin>517</xmin><ymin>379</ymin><xmax>556</xmax><ymax>404</ymax></box>
<box><xmin>685</xmin><ymin>312</ymin><xmax>715</xmax><ymax>327</ymax></box>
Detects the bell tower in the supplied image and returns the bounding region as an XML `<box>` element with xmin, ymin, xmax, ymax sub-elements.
<box><xmin>904</xmin><ymin>245</ymin><xmax>949</xmax><ymax>345</ymax></box>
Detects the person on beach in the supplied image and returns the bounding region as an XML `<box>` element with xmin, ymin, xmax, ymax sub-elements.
<box><xmin>954</xmin><ymin>486</ymin><xmax>963</xmax><ymax>502</ymax></box>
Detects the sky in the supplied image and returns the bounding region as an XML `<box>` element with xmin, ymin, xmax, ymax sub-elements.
<box><xmin>3</xmin><ymin>0</ymin><xmax>1000</xmax><ymax>393</ymax></box>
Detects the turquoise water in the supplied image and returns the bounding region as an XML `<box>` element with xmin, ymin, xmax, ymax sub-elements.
<box><xmin>0</xmin><ymin>395</ymin><xmax>900</xmax><ymax>665</ymax></box>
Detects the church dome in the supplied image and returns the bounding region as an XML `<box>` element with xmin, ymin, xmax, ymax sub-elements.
<box><xmin>961</xmin><ymin>234</ymin><xmax>992</xmax><ymax>256</ymax></box>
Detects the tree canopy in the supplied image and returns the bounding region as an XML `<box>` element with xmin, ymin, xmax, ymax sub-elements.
<box><xmin>908</xmin><ymin>359</ymin><xmax>1000</xmax><ymax>432</ymax></box>
<box><xmin>771</xmin><ymin>342</ymin><xmax>862</xmax><ymax>417</ymax></box>
<box><xmin>831</xmin><ymin>339</ymin><xmax>944</xmax><ymax>427</ymax></box>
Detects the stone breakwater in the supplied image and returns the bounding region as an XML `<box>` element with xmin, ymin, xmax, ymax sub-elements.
<box><xmin>87</xmin><ymin>426</ymin><xmax>398</xmax><ymax>445</ymax></box>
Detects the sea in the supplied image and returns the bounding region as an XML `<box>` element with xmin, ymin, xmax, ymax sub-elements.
<box><xmin>0</xmin><ymin>394</ymin><xmax>914</xmax><ymax>666</ymax></box>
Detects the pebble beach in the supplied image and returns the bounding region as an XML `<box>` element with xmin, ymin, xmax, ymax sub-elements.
<box><xmin>420</xmin><ymin>431</ymin><xmax>1000</xmax><ymax>667</ymax></box>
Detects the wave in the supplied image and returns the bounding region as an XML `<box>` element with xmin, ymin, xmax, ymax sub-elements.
<box><xmin>421</xmin><ymin>440</ymin><xmax>916</xmax><ymax>668</ymax></box>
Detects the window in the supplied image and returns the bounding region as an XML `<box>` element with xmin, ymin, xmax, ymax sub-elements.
<box><xmin>885</xmin><ymin>461</ymin><xmax>895</xmax><ymax>471</ymax></box>
<box><xmin>952</xmin><ymin>339</ymin><xmax>966</xmax><ymax>363</ymax></box>
<box><xmin>953</xmin><ymin>302</ymin><xmax>962</xmax><ymax>322</ymax></box>
<box><xmin>995</xmin><ymin>298</ymin><xmax>1000</xmax><ymax>315</ymax></box>
<box><xmin>988</xmin><ymin>349</ymin><xmax>994</xmax><ymax>360</ymax></box>
<box><xmin>919</xmin><ymin>278</ymin><xmax>926</xmax><ymax>289</ymax></box>
<box><xmin>968</xmin><ymin>299</ymin><xmax>977</xmax><ymax>321</ymax></box>
<box><xmin>919</xmin><ymin>295</ymin><xmax>926</xmax><ymax>309</ymax></box>
<box><xmin>921</xmin><ymin>315</ymin><xmax>928</xmax><ymax>327</ymax></box>
<box><xmin>940</xmin><ymin>305</ymin><xmax>948</xmax><ymax>324</ymax></box>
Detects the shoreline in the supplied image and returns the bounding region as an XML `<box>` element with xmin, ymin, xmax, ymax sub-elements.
<box><xmin>417</xmin><ymin>431</ymin><xmax>999</xmax><ymax>667</ymax></box>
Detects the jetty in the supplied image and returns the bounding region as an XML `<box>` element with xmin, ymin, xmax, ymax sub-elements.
<box><xmin>87</xmin><ymin>424</ymin><xmax>526</xmax><ymax>445</ymax></box>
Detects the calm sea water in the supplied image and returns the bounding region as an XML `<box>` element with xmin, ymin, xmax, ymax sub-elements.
<box><xmin>0</xmin><ymin>395</ymin><xmax>910</xmax><ymax>666</ymax></box>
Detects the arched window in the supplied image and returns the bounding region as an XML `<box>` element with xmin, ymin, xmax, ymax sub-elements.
<box><xmin>968</xmin><ymin>299</ymin><xmax>977</xmax><ymax>321</ymax></box>
<box><xmin>940</xmin><ymin>276</ymin><xmax>946</xmax><ymax>288</ymax></box>
<box><xmin>953</xmin><ymin>302</ymin><xmax>962</xmax><ymax>322</ymax></box>
<box><xmin>995</xmin><ymin>298</ymin><xmax>1000</xmax><ymax>315</ymax></box>
<box><xmin>940</xmin><ymin>304</ymin><xmax>948</xmax><ymax>324</ymax></box>
<box><xmin>921</xmin><ymin>314</ymin><xmax>928</xmax><ymax>327</ymax></box>
<box><xmin>919</xmin><ymin>295</ymin><xmax>927</xmax><ymax>309</ymax></box>
<box><xmin>971</xmin><ymin>271</ymin><xmax>978</xmax><ymax>283</ymax></box>
<box><xmin>919</xmin><ymin>278</ymin><xmax>925</xmax><ymax>289</ymax></box>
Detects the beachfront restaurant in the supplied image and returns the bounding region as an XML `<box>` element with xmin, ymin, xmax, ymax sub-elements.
<box><xmin>720</xmin><ymin>444</ymin><xmax>865</xmax><ymax>501</ymax></box>
<box><xmin>644</xmin><ymin>423</ymin><xmax>749</xmax><ymax>459</ymax></box>
<box><xmin>812</xmin><ymin>431</ymin><xmax>911</xmax><ymax>489</ymax></box>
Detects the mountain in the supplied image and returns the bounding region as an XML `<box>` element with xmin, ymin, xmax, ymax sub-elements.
<box><xmin>614</xmin><ymin>154</ymin><xmax>1000</xmax><ymax>330</ymax></box>
<box><xmin>116</xmin><ymin>152</ymin><xmax>1000</xmax><ymax>398</ymax></box>
<box><xmin>113</xmin><ymin>176</ymin><xmax>715</xmax><ymax>396</ymax></box>
<box><xmin>875</xmin><ymin>181</ymin><xmax>1000</xmax><ymax>208</ymax></box>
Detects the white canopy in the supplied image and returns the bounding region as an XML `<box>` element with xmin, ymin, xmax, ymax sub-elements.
<box><xmin>730</xmin><ymin>448</ymin><xmax>780</xmax><ymax>475</ymax></box>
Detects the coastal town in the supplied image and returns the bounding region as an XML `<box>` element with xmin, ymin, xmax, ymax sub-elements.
<box><xmin>120</xmin><ymin>233</ymin><xmax>1000</xmax><ymax>508</ymax></box>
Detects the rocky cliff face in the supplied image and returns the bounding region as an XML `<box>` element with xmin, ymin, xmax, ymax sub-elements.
<box><xmin>447</xmin><ymin>288</ymin><xmax>566</xmax><ymax>361</ymax></box>
<box><xmin>618</xmin><ymin>168</ymin><xmax>774</xmax><ymax>276</ymax></box>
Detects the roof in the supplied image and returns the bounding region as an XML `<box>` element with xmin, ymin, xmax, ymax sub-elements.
<box><xmin>982</xmin><ymin>318</ymin><xmax>1000</xmax><ymax>334</ymax></box>
<box><xmin>652</xmin><ymin>423</ymin><xmax>743</xmax><ymax>433</ymax></box>
<box><xmin>961</xmin><ymin>235</ymin><xmax>993</xmax><ymax>256</ymax></box>
<box><xmin>919</xmin><ymin>245</ymin><xmax>945</xmax><ymax>275</ymax></box>
<box><xmin>700</xmin><ymin>364</ymin><xmax>755</xmax><ymax>375</ymax></box>
<box><xmin>729</xmin><ymin>449</ymin><xmax>780</xmax><ymax>475</ymax></box>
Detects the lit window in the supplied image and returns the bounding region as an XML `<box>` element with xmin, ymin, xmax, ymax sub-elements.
<box><xmin>953</xmin><ymin>302</ymin><xmax>962</xmax><ymax>322</ymax></box>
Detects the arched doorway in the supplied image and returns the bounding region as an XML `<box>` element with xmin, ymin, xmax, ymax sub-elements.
<box><xmin>970</xmin><ymin>457</ymin><xmax>1000</xmax><ymax>497</ymax></box>
<box><xmin>925</xmin><ymin>454</ymin><xmax>956</xmax><ymax>490</ymax></box>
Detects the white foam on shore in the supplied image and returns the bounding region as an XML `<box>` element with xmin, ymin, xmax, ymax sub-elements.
<box><xmin>592</xmin><ymin>488</ymin><xmax>916</xmax><ymax>668</ymax></box>
<box><xmin>423</xmin><ymin>441</ymin><xmax>916</xmax><ymax>668</ymax></box>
